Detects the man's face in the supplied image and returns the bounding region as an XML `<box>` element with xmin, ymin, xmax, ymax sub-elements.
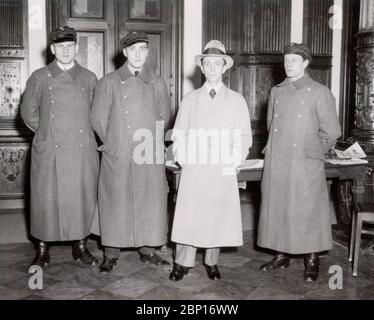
<box><xmin>201</xmin><ymin>56</ymin><xmax>227</xmax><ymax>84</ymax></box>
<box><xmin>123</xmin><ymin>42</ymin><xmax>149</xmax><ymax>69</ymax></box>
<box><xmin>50</xmin><ymin>41</ymin><xmax>78</xmax><ymax>65</ymax></box>
<box><xmin>284</xmin><ymin>54</ymin><xmax>309</xmax><ymax>80</ymax></box>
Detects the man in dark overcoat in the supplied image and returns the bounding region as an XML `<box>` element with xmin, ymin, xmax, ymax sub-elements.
<box><xmin>90</xmin><ymin>31</ymin><xmax>172</xmax><ymax>272</ymax></box>
<box><xmin>20</xmin><ymin>26</ymin><xmax>100</xmax><ymax>267</ymax></box>
<box><xmin>257</xmin><ymin>43</ymin><xmax>341</xmax><ymax>282</ymax></box>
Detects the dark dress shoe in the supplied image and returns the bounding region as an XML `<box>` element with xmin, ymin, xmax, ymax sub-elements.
<box><xmin>169</xmin><ymin>263</ymin><xmax>190</xmax><ymax>281</ymax></box>
<box><xmin>304</xmin><ymin>253</ymin><xmax>319</xmax><ymax>282</ymax></box>
<box><xmin>139</xmin><ymin>252</ymin><xmax>171</xmax><ymax>266</ymax></box>
<box><xmin>99</xmin><ymin>257</ymin><xmax>118</xmax><ymax>273</ymax></box>
<box><xmin>260</xmin><ymin>253</ymin><xmax>290</xmax><ymax>272</ymax></box>
<box><xmin>204</xmin><ymin>264</ymin><xmax>221</xmax><ymax>280</ymax></box>
<box><xmin>72</xmin><ymin>239</ymin><xmax>98</xmax><ymax>266</ymax></box>
<box><xmin>30</xmin><ymin>241</ymin><xmax>50</xmax><ymax>268</ymax></box>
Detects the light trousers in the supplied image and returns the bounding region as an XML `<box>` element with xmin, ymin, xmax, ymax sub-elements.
<box><xmin>175</xmin><ymin>243</ymin><xmax>220</xmax><ymax>267</ymax></box>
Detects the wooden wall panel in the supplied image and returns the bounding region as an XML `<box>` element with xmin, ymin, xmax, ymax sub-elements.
<box><xmin>203</xmin><ymin>0</ymin><xmax>234</xmax><ymax>53</ymax></box>
<box><xmin>303</xmin><ymin>0</ymin><xmax>334</xmax><ymax>88</ymax></box>
<box><xmin>0</xmin><ymin>0</ymin><xmax>23</xmax><ymax>47</ymax></box>
<box><xmin>241</xmin><ymin>0</ymin><xmax>256</xmax><ymax>53</ymax></box>
<box><xmin>203</xmin><ymin>0</ymin><xmax>291</xmax><ymax>158</ymax></box>
<box><xmin>0</xmin><ymin>0</ymin><xmax>30</xmax><ymax>213</ymax></box>
<box><xmin>303</xmin><ymin>0</ymin><xmax>333</xmax><ymax>56</ymax></box>
<box><xmin>258</xmin><ymin>0</ymin><xmax>291</xmax><ymax>53</ymax></box>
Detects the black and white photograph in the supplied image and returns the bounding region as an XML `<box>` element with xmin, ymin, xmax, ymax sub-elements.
<box><xmin>0</xmin><ymin>0</ymin><xmax>373</xmax><ymax>309</ymax></box>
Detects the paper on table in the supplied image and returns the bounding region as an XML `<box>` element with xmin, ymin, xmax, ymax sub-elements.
<box><xmin>165</xmin><ymin>160</ymin><xmax>179</xmax><ymax>168</ymax></box>
<box><xmin>334</xmin><ymin>142</ymin><xmax>367</xmax><ymax>159</ymax></box>
<box><xmin>325</xmin><ymin>158</ymin><xmax>368</xmax><ymax>165</ymax></box>
<box><xmin>238</xmin><ymin>159</ymin><xmax>264</xmax><ymax>170</ymax></box>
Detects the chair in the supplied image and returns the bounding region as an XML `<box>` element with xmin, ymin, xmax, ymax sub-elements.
<box><xmin>349</xmin><ymin>202</ymin><xmax>374</xmax><ymax>276</ymax></box>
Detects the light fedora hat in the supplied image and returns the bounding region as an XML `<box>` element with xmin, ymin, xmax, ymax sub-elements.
<box><xmin>195</xmin><ymin>40</ymin><xmax>234</xmax><ymax>69</ymax></box>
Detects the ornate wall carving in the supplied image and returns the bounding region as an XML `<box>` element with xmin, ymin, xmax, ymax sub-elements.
<box><xmin>0</xmin><ymin>144</ymin><xmax>30</xmax><ymax>198</ymax></box>
<box><xmin>0</xmin><ymin>62</ymin><xmax>21</xmax><ymax>118</ymax></box>
<box><xmin>353</xmin><ymin>31</ymin><xmax>374</xmax><ymax>143</ymax></box>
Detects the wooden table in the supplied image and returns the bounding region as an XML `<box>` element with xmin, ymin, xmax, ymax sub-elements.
<box><xmin>166</xmin><ymin>162</ymin><xmax>370</xmax><ymax>221</ymax></box>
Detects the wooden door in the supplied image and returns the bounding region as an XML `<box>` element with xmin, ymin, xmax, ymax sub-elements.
<box><xmin>47</xmin><ymin>0</ymin><xmax>181</xmax><ymax>114</ymax></box>
<box><xmin>47</xmin><ymin>0</ymin><xmax>116</xmax><ymax>79</ymax></box>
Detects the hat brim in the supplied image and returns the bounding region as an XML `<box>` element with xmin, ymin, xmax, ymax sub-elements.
<box><xmin>121</xmin><ymin>39</ymin><xmax>149</xmax><ymax>49</ymax></box>
<box><xmin>195</xmin><ymin>54</ymin><xmax>234</xmax><ymax>69</ymax></box>
<box><xmin>50</xmin><ymin>36</ymin><xmax>76</xmax><ymax>44</ymax></box>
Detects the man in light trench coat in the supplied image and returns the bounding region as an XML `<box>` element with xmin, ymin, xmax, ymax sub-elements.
<box><xmin>257</xmin><ymin>43</ymin><xmax>341</xmax><ymax>282</ymax></box>
<box><xmin>20</xmin><ymin>26</ymin><xmax>99</xmax><ymax>268</ymax></box>
<box><xmin>90</xmin><ymin>31</ymin><xmax>172</xmax><ymax>273</ymax></box>
<box><xmin>169</xmin><ymin>40</ymin><xmax>252</xmax><ymax>281</ymax></box>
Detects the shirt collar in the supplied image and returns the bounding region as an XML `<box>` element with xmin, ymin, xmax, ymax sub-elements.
<box><xmin>47</xmin><ymin>60</ymin><xmax>81</xmax><ymax>79</ymax></box>
<box><xmin>118</xmin><ymin>62</ymin><xmax>151</xmax><ymax>84</ymax></box>
<box><xmin>200</xmin><ymin>82</ymin><xmax>229</xmax><ymax>100</ymax></box>
<box><xmin>276</xmin><ymin>74</ymin><xmax>312</xmax><ymax>90</ymax></box>
<box><xmin>204</xmin><ymin>81</ymin><xmax>223</xmax><ymax>94</ymax></box>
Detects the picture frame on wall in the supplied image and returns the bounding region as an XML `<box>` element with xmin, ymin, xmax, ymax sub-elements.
<box><xmin>76</xmin><ymin>31</ymin><xmax>105</xmax><ymax>79</ymax></box>
<box><xmin>71</xmin><ymin>0</ymin><xmax>105</xmax><ymax>19</ymax></box>
<box><xmin>129</xmin><ymin>0</ymin><xmax>161</xmax><ymax>20</ymax></box>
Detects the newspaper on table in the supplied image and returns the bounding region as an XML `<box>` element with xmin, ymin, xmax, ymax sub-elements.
<box><xmin>326</xmin><ymin>142</ymin><xmax>368</xmax><ymax>165</ymax></box>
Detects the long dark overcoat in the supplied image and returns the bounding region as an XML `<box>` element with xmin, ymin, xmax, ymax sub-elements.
<box><xmin>20</xmin><ymin>60</ymin><xmax>99</xmax><ymax>241</ymax></box>
<box><xmin>90</xmin><ymin>62</ymin><xmax>171</xmax><ymax>248</ymax></box>
<box><xmin>257</xmin><ymin>74</ymin><xmax>341</xmax><ymax>254</ymax></box>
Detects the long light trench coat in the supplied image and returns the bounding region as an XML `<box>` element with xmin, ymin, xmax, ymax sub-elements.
<box><xmin>20</xmin><ymin>60</ymin><xmax>100</xmax><ymax>241</ymax></box>
<box><xmin>171</xmin><ymin>84</ymin><xmax>252</xmax><ymax>248</ymax></box>
<box><xmin>257</xmin><ymin>74</ymin><xmax>341</xmax><ymax>254</ymax></box>
<box><xmin>90</xmin><ymin>63</ymin><xmax>171</xmax><ymax>248</ymax></box>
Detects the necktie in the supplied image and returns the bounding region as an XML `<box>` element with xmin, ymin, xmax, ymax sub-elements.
<box><xmin>209</xmin><ymin>89</ymin><xmax>216</xmax><ymax>99</ymax></box>
<box><xmin>135</xmin><ymin>71</ymin><xmax>139</xmax><ymax>76</ymax></box>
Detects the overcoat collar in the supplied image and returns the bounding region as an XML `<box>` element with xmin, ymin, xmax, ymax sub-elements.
<box><xmin>47</xmin><ymin>60</ymin><xmax>81</xmax><ymax>79</ymax></box>
<box><xmin>118</xmin><ymin>62</ymin><xmax>152</xmax><ymax>84</ymax></box>
<box><xmin>276</xmin><ymin>74</ymin><xmax>312</xmax><ymax>90</ymax></box>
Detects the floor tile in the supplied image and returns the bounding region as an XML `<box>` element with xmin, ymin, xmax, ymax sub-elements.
<box><xmin>101</xmin><ymin>277</ymin><xmax>159</xmax><ymax>299</ymax></box>
<box><xmin>33</xmin><ymin>278</ymin><xmax>96</xmax><ymax>300</ymax></box>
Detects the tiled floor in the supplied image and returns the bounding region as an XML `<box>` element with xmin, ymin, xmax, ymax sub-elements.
<box><xmin>0</xmin><ymin>231</ymin><xmax>373</xmax><ymax>300</ymax></box>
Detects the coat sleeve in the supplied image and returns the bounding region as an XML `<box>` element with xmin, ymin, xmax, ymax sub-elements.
<box><xmin>316</xmin><ymin>87</ymin><xmax>341</xmax><ymax>153</ymax></box>
<box><xmin>266</xmin><ymin>88</ymin><xmax>275</xmax><ymax>131</ymax></box>
<box><xmin>20</xmin><ymin>73</ymin><xmax>42</xmax><ymax>132</ymax></box>
<box><xmin>234</xmin><ymin>96</ymin><xmax>252</xmax><ymax>162</ymax></box>
<box><xmin>171</xmin><ymin>94</ymin><xmax>192</xmax><ymax>165</ymax></box>
<box><xmin>89</xmin><ymin>74</ymin><xmax>98</xmax><ymax>104</ymax></box>
<box><xmin>156</xmin><ymin>79</ymin><xmax>172</xmax><ymax>132</ymax></box>
<box><xmin>90</xmin><ymin>77</ymin><xmax>112</xmax><ymax>143</ymax></box>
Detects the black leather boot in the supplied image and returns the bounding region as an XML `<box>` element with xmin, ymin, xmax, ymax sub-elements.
<box><xmin>30</xmin><ymin>241</ymin><xmax>50</xmax><ymax>268</ymax></box>
<box><xmin>139</xmin><ymin>252</ymin><xmax>171</xmax><ymax>266</ymax></box>
<box><xmin>260</xmin><ymin>253</ymin><xmax>290</xmax><ymax>272</ymax></box>
<box><xmin>99</xmin><ymin>257</ymin><xmax>118</xmax><ymax>273</ymax></box>
<box><xmin>169</xmin><ymin>263</ymin><xmax>190</xmax><ymax>281</ymax></box>
<box><xmin>304</xmin><ymin>253</ymin><xmax>319</xmax><ymax>282</ymax></box>
<box><xmin>204</xmin><ymin>264</ymin><xmax>221</xmax><ymax>280</ymax></box>
<box><xmin>72</xmin><ymin>239</ymin><xmax>98</xmax><ymax>266</ymax></box>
